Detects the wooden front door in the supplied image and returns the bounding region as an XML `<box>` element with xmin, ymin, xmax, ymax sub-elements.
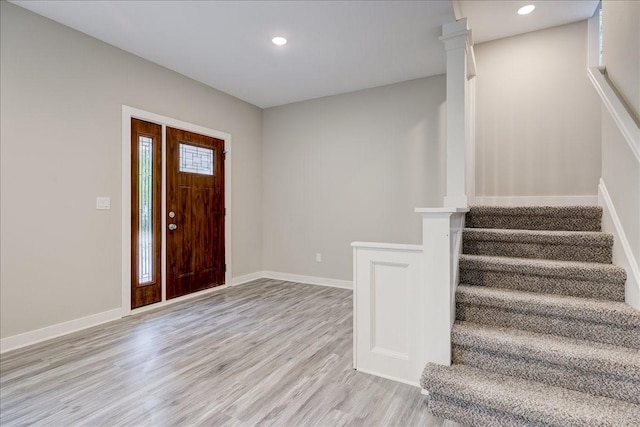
<box><xmin>166</xmin><ymin>127</ymin><xmax>225</xmax><ymax>299</ymax></box>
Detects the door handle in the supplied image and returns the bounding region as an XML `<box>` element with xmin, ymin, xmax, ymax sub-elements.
<box><xmin>168</xmin><ymin>223</ymin><xmax>178</xmax><ymax>231</ymax></box>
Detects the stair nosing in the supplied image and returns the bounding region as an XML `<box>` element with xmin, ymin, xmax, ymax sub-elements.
<box><xmin>462</xmin><ymin>228</ymin><xmax>613</xmax><ymax>246</ymax></box>
<box><xmin>459</xmin><ymin>254</ymin><xmax>626</xmax><ymax>282</ymax></box>
<box><xmin>467</xmin><ymin>206</ymin><xmax>603</xmax><ymax>218</ymax></box>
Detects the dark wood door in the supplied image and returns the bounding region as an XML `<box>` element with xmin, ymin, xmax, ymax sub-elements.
<box><xmin>131</xmin><ymin>118</ymin><xmax>162</xmax><ymax>309</ymax></box>
<box><xmin>166</xmin><ymin>127</ymin><xmax>225</xmax><ymax>299</ymax></box>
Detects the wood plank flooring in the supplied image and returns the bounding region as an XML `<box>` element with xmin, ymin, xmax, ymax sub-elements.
<box><xmin>1</xmin><ymin>279</ymin><xmax>459</xmax><ymax>426</ymax></box>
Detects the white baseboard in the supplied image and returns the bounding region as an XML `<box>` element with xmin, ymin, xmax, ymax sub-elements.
<box><xmin>230</xmin><ymin>271</ymin><xmax>264</xmax><ymax>286</ymax></box>
<box><xmin>0</xmin><ymin>308</ymin><xmax>123</xmax><ymax>354</ymax></box>
<box><xmin>1</xmin><ymin>272</ymin><xmax>350</xmax><ymax>353</ymax></box>
<box><xmin>263</xmin><ymin>271</ymin><xmax>353</xmax><ymax>290</ymax></box>
<box><xmin>599</xmin><ymin>179</ymin><xmax>640</xmax><ymax>309</ymax></box>
<box><xmin>474</xmin><ymin>195</ymin><xmax>598</xmax><ymax>207</ymax></box>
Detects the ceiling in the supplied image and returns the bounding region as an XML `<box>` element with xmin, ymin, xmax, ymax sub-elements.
<box><xmin>457</xmin><ymin>0</ymin><xmax>600</xmax><ymax>44</ymax></box>
<box><xmin>11</xmin><ymin>1</ymin><xmax>599</xmax><ymax>109</ymax></box>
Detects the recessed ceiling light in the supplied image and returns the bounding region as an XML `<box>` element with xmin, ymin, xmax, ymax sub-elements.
<box><xmin>517</xmin><ymin>5</ymin><xmax>536</xmax><ymax>15</ymax></box>
<box><xmin>272</xmin><ymin>36</ymin><xmax>287</xmax><ymax>46</ymax></box>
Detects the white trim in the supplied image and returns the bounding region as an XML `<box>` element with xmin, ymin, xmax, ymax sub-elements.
<box><xmin>161</xmin><ymin>124</ymin><xmax>168</xmax><ymax>302</ymax></box>
<box><xmin>599</xmin><ymin>179</ymin><xmax>640</xmax><ymax>309</ymax></box>
<box><xmin>230</xmin><ymin>272</ymin><xmax>264</xmax><ymax>286</ymax></box>
<box><xmin>121</xmin><ymin>106</ymin><xmax>232</xmax><ymax>316</ymax></box>
<box><xmin>121</xmin><ymin>110</ymin><xmax>132</xmax><ymax>315</ymax></box>
<box><xmin>473</xmin><ymin>195</ymin><xmax>598</xmax><ymax>207</ymax></box>
<box><xmin>415</xmin><ymin>207</ymin><xmax>469</xmax><ymax>214</ymax></box>
<box><xmin>351</xmin><ymin>242</ymin><xmax>422</xmax><ymax>251</ymax></box>
<box><xmin>587</xmin><ymin>4</ymin><xmax>602</xmax><ymax>68</ymax></box>
<box><xmin>0</xmin><ymin>309</ymin><xmax>122</xmax><ymax>354</ymax></box>
<box><xmin>263</xmin><ymin>271</ymin><xmax>353</xmax><ymax>290</ymax></box>
<box><xmin>587</xmin><ymin>66</ymin><xmax>640</xmax><ymax>163</ymax></box>
<box><xmin>451</xmin><ymin>0</ymin><xmax>462</xmax><ymax>21</ymax></box>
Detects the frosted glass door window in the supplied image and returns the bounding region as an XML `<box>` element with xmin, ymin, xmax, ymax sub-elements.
<box><xmin>139</xmin><ymin>136</ymin><xmax>153</xmax><ymax>283</ymax></box>
<box><xmin>179</xmin><ymin>143</ymin><xmax>214</xmax><ymax>175</ymax></box>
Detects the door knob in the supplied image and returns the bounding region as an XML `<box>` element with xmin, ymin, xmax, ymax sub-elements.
<box><xmin>168</xmin><ymin>223</ymin><xmax>178</xmax><ymax>231</ymax></box>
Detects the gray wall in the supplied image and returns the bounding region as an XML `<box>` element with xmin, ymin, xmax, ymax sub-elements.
<box><xmin>602</xmin><ymin>0</ymin><xmax>640</xmax><ymax>117</ymax></box>
<box><xmin>474</xmin><ymin>21</ymin><xmax>602</xmax><ymax>198</ymax></box>
<box><xmin>262</xmin><ymin>76</ymin><xmax>446</xmax><ymax>282</ymax></box>
<box><xmin>0</xmin><ymin>2</ymin><xmax>263</xmax><ymax>338</ymax></box>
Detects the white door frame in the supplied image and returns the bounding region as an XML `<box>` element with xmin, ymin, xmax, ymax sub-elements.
<box><xmin>121</xmin><ymin>105</ymin><xmax>232</xmax><ymax>316</ymax></box>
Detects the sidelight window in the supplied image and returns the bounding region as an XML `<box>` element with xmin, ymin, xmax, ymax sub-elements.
<box><xmin>138</xmin><ymin>136</ymin><xmax>154</xmax><ymax>283</ymax></box>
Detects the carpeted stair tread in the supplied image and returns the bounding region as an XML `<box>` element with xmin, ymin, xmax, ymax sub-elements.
<box><xmin>457</xmin><ymin>284</ymin><xmax>639</xmax><ymax>327</ymax></box>
<box><xmin>462</xmin><ymin>228</ymin><xmax>613</xmax><ymax>263</ymax></box>
<box><xmin>466</xmin><ymin>206</ymin><xmax>602</xmax><ymax>231</ymax></box>
<box><xmin>452</xmin><ymin>322</ymin><xmax>640</xmax><ymax>379</ymax></box>
<box><xmin>421</xmin><ymin>363</ymin><xmax>640</xmax><ymax>426</ymax></box>
<box><xmin>467</xmin><ymin>206</ymin><xmax>603</xmax><ymax>218</ymax></box>
<box><xmin>427</xmin><ymin>394</ymin><xmax>549</xmax><ymax>427</ymax></box>
<box><xmin>459</xmin><ymin>254</ymin><xmax>625</xmax><ymax>284</ymax></box>
<box><xmin>452</xmin><ymin>322</ymin><xmax>640</xmax><ymax>404</ymax></box>
<box><xmin>456</xmin><ymin>285</ymin><xmax>640</xmax><ymax>347</ymax></box>
<box><xmin>463</xmin><ymin>228</ymin><xmax>613</xmax><ymax>247</ymax></box>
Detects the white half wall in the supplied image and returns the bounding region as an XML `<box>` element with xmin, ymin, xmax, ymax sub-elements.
<box><xmin>474</xmin><ymin>21</ymin><xmax>602</xmax><ymax>199</ymax></box>
<box><xmin>262</xmin><ymin>76</ymin><xmax>446</xmax><ymax>281</ymax></box>
<box><xmin>0</xmin><ymin>2</ymin><xmax>263</xmax><ymax>339</ymax></box>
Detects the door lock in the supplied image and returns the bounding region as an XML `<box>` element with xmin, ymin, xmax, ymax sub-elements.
<box><xmin>168</xmin><ymin>223</ymin><xmax>178</xmax><ymax>231</ymax></box>
<box><xmin>168</xmin><ymin>211</ymin><xmax>176</xmax><ymax>218</ymax></box>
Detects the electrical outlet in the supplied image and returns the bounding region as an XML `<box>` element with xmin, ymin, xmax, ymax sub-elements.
<box><xmin>315</xmin><ymin>252</ymin><xmax>322</xmax><ymax>262</ymax></box>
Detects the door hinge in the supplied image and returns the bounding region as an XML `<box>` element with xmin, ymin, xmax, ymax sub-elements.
<box><xmin>223</xmin><ymin>150</ymin><xmax>227</xmax><ymax>160</ymax></box>
<box><xmin>224</xmin><ymin>264</ymin><xmax>227</xmax><ymax>273</ymax></box>
<box><xmin>224</xmin><ymin>208</ymin><xmax>226</xmax><ymax>216</ymax></box>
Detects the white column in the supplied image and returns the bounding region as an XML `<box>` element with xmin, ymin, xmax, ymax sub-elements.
<box><xmin>440</xmin><ymin>19</ymin><xmax>473</xmax><ymax>208</ymax></box>
<box><xmin>466</xmin><ymin>76</ymin><xmax>476</xmax><ymax>205</ymax></box>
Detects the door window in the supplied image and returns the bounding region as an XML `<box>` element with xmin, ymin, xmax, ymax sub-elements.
<box><xmin>179</xmin><ymin>143</ymin><xmax>214</xmax><ymax>175</ymax></box>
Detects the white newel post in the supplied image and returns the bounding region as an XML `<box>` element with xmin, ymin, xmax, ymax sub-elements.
<box><xmin>415</xmin><ymin>208</ymin><xmax>468</xmax><ymax>366</ymax></box>
<box><xmin>351</xmin><ymin>18</ymin><xmax>477</xmax><ymax>387</ymax></box>
<box><xmin>440</xmin><ymin>19</ymin><xmax>474</xmax><ymax>209</ymax></box>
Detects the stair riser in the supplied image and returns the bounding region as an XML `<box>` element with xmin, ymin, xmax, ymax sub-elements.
<box><xmin>456</xmin><ymin>304</ymin><xmax>640</xmax><ymax>349</ymax></box>
<box><xmin>459</xmin><ymin>270</ymin><xmax>626</xmax><ymax>301</ymax></box>
<box><xmin>453</xmin><ymin>346</ymin><xmax>640</xmax><ymax>405</ymax></box>
<box><xmin>428</xmin><ymin>394</ymin><xmax>540</xmax><ymax>427</ymax></box>
<box><xmin>463</xmin><ymin>241</ymin><xmax>612</xmax><ymax>263</ymax></box>
<box><xmin>465</xmin><ymin>215</ymin><xmax>601</xmax><ymax>232</ymax></box>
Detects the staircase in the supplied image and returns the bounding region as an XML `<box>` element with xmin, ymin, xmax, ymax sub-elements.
<box><xmin>420</xmin><ymin>206</ymin><xmax>640</xmax><ymax>426</ymax></box>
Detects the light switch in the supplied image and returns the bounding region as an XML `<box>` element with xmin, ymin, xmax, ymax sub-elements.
<box><xmin>96</xmin><ymin>197</ymin><xmax>111</xmax><ymax>210</ymax></box>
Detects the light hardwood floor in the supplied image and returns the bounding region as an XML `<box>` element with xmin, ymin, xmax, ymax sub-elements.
<box><xmin>1</xmin><ymin>279</ymin><xmax>459</xmax><ymax>426</ymax></box>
